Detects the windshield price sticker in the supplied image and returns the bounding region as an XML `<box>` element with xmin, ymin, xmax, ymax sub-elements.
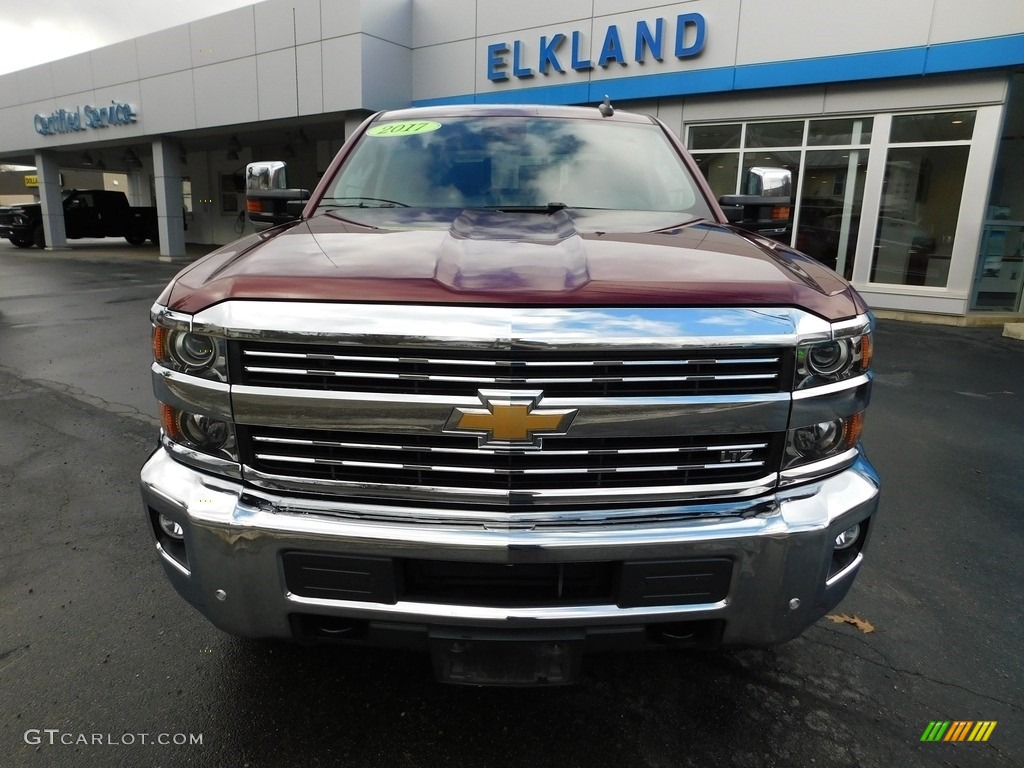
<box><xmin>367</xmin><ymin>121</ymin><xmax>442</xmax><ymax>137</ymax></box>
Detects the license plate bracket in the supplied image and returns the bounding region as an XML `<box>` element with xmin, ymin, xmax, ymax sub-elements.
<box><xmin>428</xmin><ymin>632</ymin><xmax>583</xmax><ymax>686</ymax></box>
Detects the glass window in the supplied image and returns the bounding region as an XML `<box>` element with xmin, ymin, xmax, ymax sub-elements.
<box><xmin>870</xmin><ymin>145</ymin><xmax>970</xmax><ymax>286</ymax></box>
<box><xmin>692</xmin><ymin>153</ymin><xmax>739</xmax><ymax>199</ymax></box>
<box><xmin>324</xmin><ymin>115</ymin><xmax>714</xmax><ymax>231</ymax></box>
<box><xmin>795</xmin><ymin>149</ymin><xmax>869</xmax><ymax>280</ymax></box>
<box><xmin>745</xmin><ymin>121</ymin><xmax>804</xmax><ymax>148</ymax></box>
<box><xmin>809</xmin><ymin>117</ymin><xmax>873</xmax><ymax>146</ymax></box>
<box><xmin>689</xmin><ymin>124</ymin><xmax>741</xmax><ymax>150</ymax></box>
<box><xmin>972</xmin><ymin>75</ymin><xmax>1024</xmax><ymax>311</ymax></box>
<box><xmin>890</xmin><ymin>111</ymin><xmax>975</xmax><ymax>143</ymax></box>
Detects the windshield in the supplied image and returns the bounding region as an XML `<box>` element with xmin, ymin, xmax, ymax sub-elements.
<box><xmin>319</xmin><ymin>115</ymin><xmax>713</xmax><ymax>232</ymax></box>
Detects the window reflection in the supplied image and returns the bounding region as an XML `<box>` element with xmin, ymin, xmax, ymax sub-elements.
<box><xmin>972</xmin><ymin>74</ymin><xmax>1024</xmax><ymax>311</ymax></box>
<box><xmin>795</xmin><ymin>149</ymin><xmax>869</xmax><ymax>279</ymax></box>
<box><xmin>890</xmin><ymin>112</ymin><xmax>975</xmax><ymax>143</ymax></box>
<box><xmin>329</xmin><ymin>117</ymin><xmax>708</xmax><ymax>217</ymax></box>
<box><xmin>871</xmin><ymin>145</ymin><xmax>969</xmax><ymax>286</ymax></box>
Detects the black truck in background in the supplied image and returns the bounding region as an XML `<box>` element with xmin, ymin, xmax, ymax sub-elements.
<box><xmin>0</xmin><ymin>189</ymin><xmax>159</xmax><ymax>248</ymax></box>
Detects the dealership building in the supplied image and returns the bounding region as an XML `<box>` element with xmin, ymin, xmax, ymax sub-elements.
<box><xmin>1</xmin><ymin>0</ymin><xmax>1022</xmax><ymax>320</ymax></box>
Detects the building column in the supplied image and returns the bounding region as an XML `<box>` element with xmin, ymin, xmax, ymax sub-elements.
<box><xmin>34</xmin><ymin>150</ymin><xmax>68</xmax><ymax>249</ymax></box>
<box><xmin>152</xmin><ymin>136</ymin><xmax>186</xmax><ymax>260</ymax></box>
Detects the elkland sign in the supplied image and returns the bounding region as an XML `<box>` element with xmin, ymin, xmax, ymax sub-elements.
<box><xmin>486</xmin><ymin>13</ymin><xmax>707</xmax><ymax>82</ymax></box>
<box><xmin>34</xmin><ymin>101</ymin><xmax>137</xmax><ymax>136</ymax></box>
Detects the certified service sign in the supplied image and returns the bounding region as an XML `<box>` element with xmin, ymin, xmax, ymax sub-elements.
<box><xmin>34</xmin><ymin>102</ymin><xmax>137</xmax><ymax>136</ymax></box>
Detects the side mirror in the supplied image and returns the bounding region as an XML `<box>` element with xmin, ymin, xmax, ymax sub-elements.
<box><xmin>718</xmin><ymin>198</ymin><xmax>745</xmax><ymax>223</ymax></box>
<box><xmin>245</xmin><ymin>161</ymin><xmax>310</xmax><ymax>227</ymax></box>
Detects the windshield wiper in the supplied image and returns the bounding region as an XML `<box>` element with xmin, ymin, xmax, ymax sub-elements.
<box><xmin>319</xmin><ymin>196</ymin><xmax>409</xmax><ymax>208</ymax></box>
<box><xmin>652</xmin><ymin>216</ymin><xmax>710</xmax><ymax>232</ymax></box>
<box><xmin>480</xmin><ymin>202</ymin><xmax>568</xmax><ymax>214</ymax></box>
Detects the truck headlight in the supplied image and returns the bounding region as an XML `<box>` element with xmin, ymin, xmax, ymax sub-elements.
<box><xmin>160</xmin><ymin>404</ymin><xmax>237</xmax><ymax>460</ymax></box>
<box><xmin>153</xmin><ymin>326</ymin><xmax>227</xmax><ymax>381</ymax></box>
<box><xmin>795</xmin><ymin>334</ymin><xmax>871</xmax><ymax>389</ymax></box>
<box><xmin>784</xmin><ymin>412</ymin><xmax>864</xmax><ymax>469</ymax></box>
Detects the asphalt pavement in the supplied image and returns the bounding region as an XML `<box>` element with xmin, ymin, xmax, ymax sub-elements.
<box><xmin>0</xmin><ymin>239</ymin><xmax>1021</xmax><ymax>768</ymax></box>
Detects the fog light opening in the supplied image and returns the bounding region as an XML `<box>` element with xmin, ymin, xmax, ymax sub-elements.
<box><xmin>158</xmin><ymin>514</ymin><xmax>185</xmax><ymax>540</ymax></box>
<box><xmin>834</xmin><ymin>523</ymin><xmax>861</xmax><ymax>551</ymax></box>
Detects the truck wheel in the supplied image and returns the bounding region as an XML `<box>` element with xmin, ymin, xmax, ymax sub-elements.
<box><xmin>32</xmin><ymin>225</ymin><xmax>45</xmax><ymax>248</ymax></box>
<box><xmin>125</xmin><ymin>234</ymin><xmax>147</xmax><ymax>246</ymax></box>
<box><xmin>10</xmin><ymin>237</ymin><xmax>33</xmax><ymax>248</ymax></box>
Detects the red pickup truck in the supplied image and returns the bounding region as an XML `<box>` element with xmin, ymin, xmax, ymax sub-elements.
<box><xmin>141</xmin><ymin>104</ymin><xmax>879</xmax><ymax>685</ymax></box>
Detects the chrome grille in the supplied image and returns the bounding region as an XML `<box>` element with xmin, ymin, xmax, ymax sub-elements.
<box><xmin>234</xmin><ymin>342</ymin><xmax>787</xmax><ymax>397</ymax></box>
<box><xmin>241</xmin><ymin>427</ymin><xmax>780</xmax><ymax>492</ymax></box>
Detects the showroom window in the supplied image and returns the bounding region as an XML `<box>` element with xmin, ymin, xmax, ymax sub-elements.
<box><xmin>870</xmin><ymin>111</ymin><xmax>975</xmax><ymax>288</ymax></box>
<box><xmin>688</xmin><ymin>117</ymin><xmax>872</xmax><ymax>278</ymax></box>
<box><xmin>972</xmin><ymin>73</ymin><xmax>1024</xmax><ymax>311</ymax></box>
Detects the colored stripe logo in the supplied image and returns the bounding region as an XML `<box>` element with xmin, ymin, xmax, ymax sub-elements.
<box><xmin>921</xmin><ymin>721</ymin><xmax>997</xmax><ymax>742</ymax></box>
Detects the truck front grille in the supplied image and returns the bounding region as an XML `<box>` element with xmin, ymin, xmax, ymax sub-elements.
<box><xmin>240</xmin><ymin>426</ymin><xmax>779</xmax><ymax>492</ymax></box>
<box><xmin>235</xmin><ymin>341</ymin><xmax>787</xmax><ymax>397</ymax></box>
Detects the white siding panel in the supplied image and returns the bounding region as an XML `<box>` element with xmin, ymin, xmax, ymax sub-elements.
<box><xmin>257</xmin><ymin>49</ymin><xmax>299</xmax><ymax>120</ymax></box>
<box><xmin>136</xmin><ymin>26</ymin><xmax>193</xmax><ymax>79</ymax></box>
<box><xmin>139</xmin><ymin>71</ymin><xmax>197</xmax><ymax>133</ymax></box>
<box><xmin>91</xmin><ymin>40</ymin><xmax>140</xmax><ymax>89</ymax></box>
<box><xmin>735</xmin><ymin>0</ymin><xmax>934</xmax><ymax>65</ymax></box>
<box><xmin>930</xmin><ymin>0</ymin><xmax>1024</xmax><ymax>44</ymax></box>
<box><xmin>296</xmin><ymin>42</ymin><xmax>325</xmax><ymax>116</ymax></box>
<box><xmin>17</xmin><ymin>64</ymin><xmax>55</xmax><ymax>104</ymax></box>
<box><xmin>256</xmin><ymin>0</ymin><xmax>323</xmax><ymax>52</ymax></box>
<box><xmin>322</xmin><ymin>0</ymin><xmax>363</xmax><ymax>39</ymax></box>
<box><xmin>0</xmin><ymin>74</ymin><xmax>19</xmax><ymax>109</ymax></box>
<box><xmin>321</xmin><ymin>35</ymin><xmax>363</xmax><ymax>111</ymax></box>
<box><xmin>51</xmin><ymin>53</ymin><xmax>94</xmax><ymax>98</ymax></box>
<box><xmin>360</xmin><ymin>0</ymin><xmax>413</xmax><ymax>48</ymax></box>
<box><xmin>193</xmin><ymin>58</ymin><xmax>260</xmax><ymax>128</ymax></box>
<box><xmin>360</xmin><ymin>36</ymin><xmax>412</xmax><ymax>110</ymax></box>
<box><xmin>413</xmin><ymin>40</ymin><xmax>476</xmax><ymax>101</ymax></box>
<box><xmin>412</xmin><ymin>0</ymin><xmax>475</xmax><ymax>48</ymax></box>
<box><xmin>189</xmin><ymin>7</ymin><xmax>258</xmax><ymax>68</ymax></box>
<box><xmin>475</xmin><ymin>0</ymin><xmax>593</xmax><ymax>37</ymax></box>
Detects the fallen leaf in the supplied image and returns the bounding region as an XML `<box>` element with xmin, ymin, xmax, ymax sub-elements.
<box><xmin>826</xmin><ymin>613</ymin><xmax>875</xmax><ymax>633</ymax></box>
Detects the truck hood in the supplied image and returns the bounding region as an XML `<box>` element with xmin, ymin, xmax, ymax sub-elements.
<box><xmin>161</xmin><ymin>209</ymin><xmax>866</xmax><ymax>320</ymax></box>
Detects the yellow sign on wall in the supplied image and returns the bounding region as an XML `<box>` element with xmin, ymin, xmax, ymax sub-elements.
<box><xmin>23</xmin><ymin>175</ymin><xmax>38</xmax><ymax>187</ymax></box>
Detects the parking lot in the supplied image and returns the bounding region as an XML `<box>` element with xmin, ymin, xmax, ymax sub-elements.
<box><xmin>0</xmin><ymin>240</ymin><xmax>1021</xmax><ymax>768</ymax></box>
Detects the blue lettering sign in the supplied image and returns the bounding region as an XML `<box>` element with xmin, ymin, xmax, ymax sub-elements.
<box><xmin>675</xmin><ymin>13</ymin><xmax>706</xmax><ymax>58</ymax></box>
<box><xmin>635</xmin><ymin>19</ymin><xmax>664</xmax><ymax>63</ymax></box>
<box><xmin>538</xmin><ymin>33</ymin><xmax>565</xmax><ymax>74</ymax></box>
<box><xmin>512</xmin><ymin>40</ymin><xmax>534</xmax><ymax>77</ymax></box>
<box><xmin>34</xmin><ymin>101</ymin><xmax>136</xmax><ymax>136</ymax></box>
<box><xmin>597</xmin><ymin>25</ymin><xmax>626</xmax><ymax>68</ymax></box>
<box><xmin>492</xmin><ymin>14</ymin><xmax>706</xmax><ymax>82</ymax></box>
<box><xmin>571</xmin><ymin>31</ymin><xmax>592</xmax><ymax>71</ymax></box>
<box><xmin>487</xmin><ymin>42</ymin><xmax>509</xmax><ymax>81</ymax></box>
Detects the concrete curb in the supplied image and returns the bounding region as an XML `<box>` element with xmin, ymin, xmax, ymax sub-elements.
<box><xmin>1003</xmin><ymin>323</ymin><xmax>1024</xmax><ymax>341</ymax></box>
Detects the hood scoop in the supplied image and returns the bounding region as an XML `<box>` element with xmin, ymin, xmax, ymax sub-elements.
<box><xmin>434</xmin><ymin>209</ymin><xmax>590</xmax><ymax>293</ymax></box>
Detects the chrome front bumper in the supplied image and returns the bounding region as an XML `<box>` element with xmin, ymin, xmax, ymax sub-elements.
<box><xmin>141</xmin><ymin>446</ymin><xmax>879</xmax><ymax>648</ymax></box>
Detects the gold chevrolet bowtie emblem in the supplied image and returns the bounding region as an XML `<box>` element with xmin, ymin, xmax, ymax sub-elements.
<box><xmin>446</xmin><ymin>391</ymin><xmax>577</xmax><ymax>448</ymax></box>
